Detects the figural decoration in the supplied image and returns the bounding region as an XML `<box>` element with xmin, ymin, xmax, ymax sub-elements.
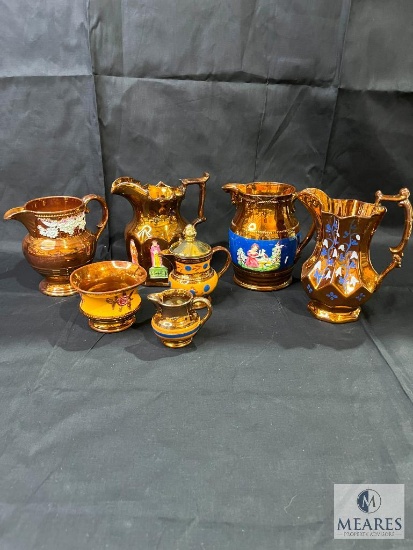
<box><xmin>111</xmin><ymin>172</ymin><xmax>209</xmax><ymax>286</ymax></box>
<box><xmin>222</xmin><ymin>182</ymin><xmax>315</xmax><ymax>291</ymax></box>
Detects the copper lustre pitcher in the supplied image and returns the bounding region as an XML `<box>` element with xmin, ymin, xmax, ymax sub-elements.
<box><xmin>148</xmin><ymin>288</ymin><xmax>212</xmax><ymax>348</ymax></box>
<box><xmin>111</xmin><ymin>172</ymin><xmax>209</xmax><ymax>286</ymax></box>
<box><xmin>297</xmin><ymin>187</ymin><xmax>412</xmax><ymax>323</ymax></box>
<box><xmin>4</xmin><ymin>194</ymin><xmax>108</xmax><ymax>296</ymax></box>
<box><xmin>222</xmin><ymin>182</ymin><xmax>315</xmax><ymax>290</ymax></box>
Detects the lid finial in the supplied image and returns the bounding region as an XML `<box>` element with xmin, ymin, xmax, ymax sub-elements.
<box><xmin>183</xmin><ymin>224</ymin><xmax>197</xmax><ymax>242</ymax></box>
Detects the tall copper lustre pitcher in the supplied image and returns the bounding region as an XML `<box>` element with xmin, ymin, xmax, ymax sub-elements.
<box><xmin>111</xmin><ymin>172</ymin><xmax>209</xmax><ymax>286</ymax></box>
<box><xmin>222</xmin><ymin>182</ymin><xmax>315</xmax><ymax>290</ymax></box>
<box><xmin>297</xmin><ymin>187</ymin><xmax>412</xmax><ymax>323</ymax></box>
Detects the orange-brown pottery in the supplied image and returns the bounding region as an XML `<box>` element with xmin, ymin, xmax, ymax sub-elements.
<box><xmin>148</xmin><ymin>288</ymin><xmax>212</xmax><ymax>348</ymax></box>
<box><xmin>222</xmin><ymin>182</ymin><xmax>315</xmax><ymax>290</ymax></box>
<box><xmin>297</xmin><ymin>188</ymin><xmax>412</xmax><ymax>323</ymax></box>
<box><xmin>70</xmin><ymin>261</ymin><xmax>147</xmax><ymax>332</ymax></box>
<box><xmin>111</xmin><ymin>172</ymin><xmax>209</xmax><ymax>286</ymax></box>
<box><xmin>161</xmin><ymin>224</ymin><xmax>231</xmax><ymax>303</ymax></box>
<box><xmin>4</xmin><ymin>195</ymin><xmax>108</xmax><ymax>296</ymax></box>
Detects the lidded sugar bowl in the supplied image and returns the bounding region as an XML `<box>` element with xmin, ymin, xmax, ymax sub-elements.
<box><xmin>161</xmin><ymin>224</ymin><xmax>231</xmax><ymax>301</ymax></box>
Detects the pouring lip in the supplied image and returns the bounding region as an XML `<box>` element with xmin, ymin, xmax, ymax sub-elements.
<box><xmin>300</xmin><ymin>190</ymin><xmax>387</xmax><ymax>218</ymax></box>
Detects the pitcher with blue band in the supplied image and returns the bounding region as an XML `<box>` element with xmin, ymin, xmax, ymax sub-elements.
<box><xmin>222</xmin><ymin>182</ymin><xmax>315</xmax><ymax>291</ymax></box>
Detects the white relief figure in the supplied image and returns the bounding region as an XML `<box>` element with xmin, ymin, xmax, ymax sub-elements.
<box><xmin>37</xmin><ymin>213</ymin><xmax>86</xmax><ymax>238</ymax></box>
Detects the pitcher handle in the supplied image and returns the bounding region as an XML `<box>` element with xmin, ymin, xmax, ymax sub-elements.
<box><xmin>293</xmin><ymin>193</ymin><xmax>317</xmax><ymax>259</ymax></box>
<box><xmin>82</xmin><ymin>194</ymin><xmax>109</xmax><ymax>240</ymax></box>
<box><xmin>211</xmin><ymin>246</ymin><xmax>231</xmax><ymax>278</ymax></box>
<box><xmin>192</xmin><ymin>297</ymin><xmax>212</xmax><ymax>327</ymax></box>
<box><xmin>375</xmin><ymin>188</ymin><xmax>413</xmax><ymax>283</ymax></box>
<box><xmin>180</xmin><ymin>172</ymin><xmax>209</xmax><ymax>227</ymax></box>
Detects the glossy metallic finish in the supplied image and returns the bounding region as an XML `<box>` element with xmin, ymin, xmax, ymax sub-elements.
<box><xmin>298</xmin><ymin>187</ymin><xmax>413</xmax><ymax>323</ymax></box>
<box><xmin>162</xmin><ymin>224</ymin><xmax>231</xmax><ymax>302</ymax></box>
<box><xmin>70</xmin><ymin>261</ymin><xmax>147</xmax><ymax>332</ymax></box>
<box><xmin>147</xmin><ymin>289</ymin><xmax>212</xmax><ymax>348</ymax></box>
<box><xmin>111</xmin><ymin>172</ymin><xmax>209</xmax><ymax>286</ymax></box>
<box><xmin>222</xmin><ymin>182</ymin><xmax>315</xmax><ymax>291</ymax></box>
<box><xmin>4</xmin><ymin>195</ymin><xmax>108</xmax><ymax>296</ymax></box>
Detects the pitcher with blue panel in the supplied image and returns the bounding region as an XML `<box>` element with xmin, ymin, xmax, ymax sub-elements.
<box><xmin>160</xmin><ymin>224</ymin><xmax>231</xmax><ymax>304</ymax></box>
<box><xmin>222</xmin><ymin>182</ymin><xmax>315</xmax><ymax>291</ymax></box>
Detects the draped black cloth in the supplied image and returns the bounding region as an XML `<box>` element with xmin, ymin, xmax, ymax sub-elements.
<box><xmin>1</xmin><ymin>1</ymin><xmax>412</xmax><ymax>548</ymax></box>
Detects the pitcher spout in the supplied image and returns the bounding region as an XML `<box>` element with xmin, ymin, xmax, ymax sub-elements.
<box><xmin>147</xmin><ymin>293</ymin><xmax>161</xmax><ymax>306</ymax></box>
<box><xmin>222</xmin><ymin>183</ymin><xmax>242</xmax><ymax>204</ymax></box>
<box><xmin>3</xmin><ymin>206</ymin><xmax>36</xmax><ymax>234</ymax></box>
<box><xmin>111</xmin><ymin>177</ymin><xmax>147</xmax><ymax>203</ymax></box>
<box><xmin>296</xmin><ymin>188</ymin><xmax>332</xmax><ymax>227</ymax></box>
<box><xmin>222</xmin><ymin>183</ymin><xmax>240</xmax><ymax>194</ymax></box>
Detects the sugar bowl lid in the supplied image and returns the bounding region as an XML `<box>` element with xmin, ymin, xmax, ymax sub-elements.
<box><xmin>169</xmin><ymin>224</ymin><xmax>211</xmax><ymax>258</ymax></box>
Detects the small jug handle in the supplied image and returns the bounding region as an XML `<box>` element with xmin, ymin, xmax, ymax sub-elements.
<box><xmin>211</xmin><ymin>246</ymin><xmax>231</xmax><ymax>278</ymax></box>
<box><xmin>374</xmin><ymin>188</ymin><xmax>413</xmax><ymax>283</ymax></box>
<box><xmin>192</xmin><ymin>297</ymin><xmax>212</xmax><ymax>327</ymax></box>
<box><xmin>293</xmin><ymin>193</ymin><xmax>317</xmax><ymax>259</ymax></box>
<box><xmin>82</xmin><ymin>194</ymin><xmax>109</xmax><ymax>240</ymax></box>
<box><xmin>180</xmin><ymin>172</ymin><xmax>209</xmax><ymax>227</ymax></box>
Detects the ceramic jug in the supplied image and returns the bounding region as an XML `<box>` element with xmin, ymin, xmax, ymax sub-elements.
<box><xmin>4</xmin><ymin>194</ymin><xmax>108</xmax><ymax>296</ymax></box>
<box><xmin>148</xmin><ymin>288</ymin><xmax>212</xmax><ymax>348</ymax></box>
<box><xmin>297</xmin><ymin>187</ymin><xmax>412</xmax><ymax>323</ymax></box>
<box><xmin>160</xmin><ymin>224</ymin><xmax>231</xmax><ymax>302</ymax></box>
<box><xmin>111</xmin><ymin>172</ymin><xmax>209</xmax><ymax>286</ymax></box>
<box><xmin>222</xmin><ymin>182</ymin><xmax>315</xmax><ymax>290</ymax></box>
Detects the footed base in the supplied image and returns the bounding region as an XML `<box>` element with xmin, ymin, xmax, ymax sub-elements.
<box><xmin>160</xmin><ymin>337</ymin><xmax>193</xmax><ymax>348</ymax></box>
<box><xmin>39</xmin><ymin>278</ymin><xmax>77</xmax><ymax>297</ymax></box>
<box><xmin>88</xmin><ymin>315</ymin><xmax>136</xmax><ymax>333</ymax></box>
<box><xmin>232</xmin><ymin>263</ymin><xmax>293</xmax><ymax>291</ymax></box>
<box><xmin>308</xmin><ymin>300</ymin><xmax>361</xmax><ymax>324</ymax></box>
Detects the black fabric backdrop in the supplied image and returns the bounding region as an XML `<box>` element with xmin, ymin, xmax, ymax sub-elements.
<box><xmin>1</xmin><ymin>1</ymin><xmax>413</xmax><ymax>549</ymax></box>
